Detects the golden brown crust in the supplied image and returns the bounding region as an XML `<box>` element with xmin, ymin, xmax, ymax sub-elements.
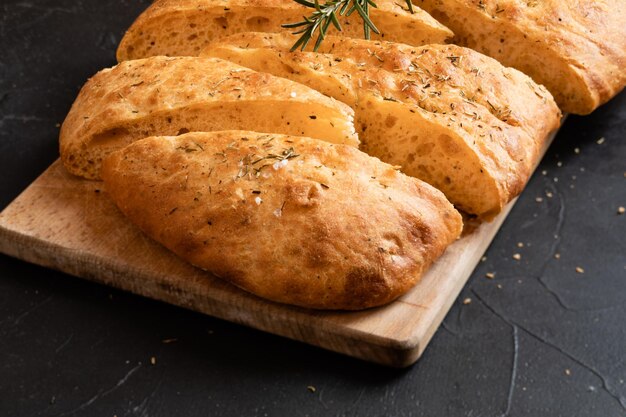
<box><xmin>59</xmin><ymin>56</ymin><xmax>358</xmax><ymax>180</ymax></box>
<box><xmin>417</xmin><ymin>0</ymin><xmax>626</xmax><ymax>114</ymax></box>
<box><xmin>116</xmin><ymin>0</ymin><xmax>453</xmax><ymax>61</ymax></box>
<box><xmin>101</xmin><ymin>131</ymin><xmax>463</xmax><ymax>310</ymax></box>
<box><xmin>202</xmin><ymin>32</ymin><xmax>561</xmax><ymax>218</ymax></box>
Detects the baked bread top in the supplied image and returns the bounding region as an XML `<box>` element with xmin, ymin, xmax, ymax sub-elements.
<box><xmin>116</xmin><ymin>0</ymin><xmax>453</xmax><ymax>61</ymax></box>
<box><xmin>102</xmin><ymin>131</ymin><xmax>463</xmax><ymax>310</ymax></box>
<box><xmin>202</xmin><ymin>33</ymin><xmax>561</xmax><ymax>218</ymax></box>
<box><xmin>59</xmin><ymin>56</ymin><xmax>358</xmax><ymax>180</ymax></box>
<box><xmin>417</xmin><ymin>0</ymin><xmax>626</xmax><ymax>114</ymax></box>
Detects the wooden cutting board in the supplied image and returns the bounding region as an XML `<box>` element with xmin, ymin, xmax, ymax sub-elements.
<box><xmin>0</xmin><ymin>145</ymin><xmax>547</xmax><ymax>366</ymax></box>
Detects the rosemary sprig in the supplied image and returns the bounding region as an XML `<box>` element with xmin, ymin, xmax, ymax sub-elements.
<box><xmin>283</xmin><ymin>0</ymin><xmax>414</xmax><ymax>52</ymax></box>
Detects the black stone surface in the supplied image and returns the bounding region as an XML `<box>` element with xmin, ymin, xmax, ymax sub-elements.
<box><xmin>1</xmin><ymin>1</ymin><xmax>625</xmax><ymax>416</ymax></box>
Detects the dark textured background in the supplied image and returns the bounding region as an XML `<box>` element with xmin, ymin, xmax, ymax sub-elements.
<box><xmin>1</xmin><ymin>1</ymin><xmax>625</xmax><ymax>416</ymax></box>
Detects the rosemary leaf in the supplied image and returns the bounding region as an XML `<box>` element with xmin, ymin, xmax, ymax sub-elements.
<box><xmin>284</xmin><ymin>0</ymin><xmax>413</xmax><ymax>51</ymax></box>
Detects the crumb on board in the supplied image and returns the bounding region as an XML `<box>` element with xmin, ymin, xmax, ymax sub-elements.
<box><xmin>596</xmin><ymin>137</ymin><xmax>605</xmax><ymax>144</ymax></box>
<box><xmin>554</xmin><ymin>253</ymin><xmax>561</xmax><ymax>259</ymax></box>
<box><xmin>162</xmin><ymin>338</ymin><xmax>178</xmax><ymax>344</ymax></box>
<box><xmin>512</xmin><ymin>253</ymin><xmax>522</xmax><ymax>261</ymax></box>
<box><xmin>546</xmin><ymin>191</ymin><xmax>554</xmax><ymax>198</ymax></box>
<box><xmin>517</xmin><ymin>242</ymin><xmax>524</xmax><ymax>248</ymax></box>
<box><xmin>485</xmin><ymin>272</ymin><xmax>495</xmax><ymax>279</ymax></box>
<box><xmin>307</xmin><ymin>385</ymin><xmax>316</xmax><ymax>393</ymax></box>
<box><xmin>536</xmin><ymin>197</ymin><xmax>543</xmax><ymax>202</ymax></box>
<box><xmin>565</xmin><ymin>369</ymin><xmax>572</xmax><ymax>376</ymax></box>
<box><xmin>576</xmin><ymin>266</ymin><xmax>585</xmax><ymax>274</ymax></box>
<box><xmin>618</xmin><ymin>206</ymin><xmax>625</xmax><ymax>215</ymax></box>
<box><xmin>150</xmin><ymin>356</ymin><xmax>156</xmax><ymax>365</ymax></box>
<box><xmin>462</xmin><ymin>297</ymin><xmax>472</xmax><ymax>305</ymax></box>
<box><xmin>574</xmin><ymin>147</ymin><xmax>580</xmax><ymax>154</ymax></box>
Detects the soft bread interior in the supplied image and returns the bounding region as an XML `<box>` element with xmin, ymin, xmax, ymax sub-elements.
<box><xmin>356</xmin><ymin>98</ymin><xmax>502</xmax><ymax>217</ymax></box>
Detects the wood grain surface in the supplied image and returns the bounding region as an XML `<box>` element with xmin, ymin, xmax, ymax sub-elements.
<box><xmin>0</xmin><ymin>132</ymin><xmax>554</xmax><ymax>366</ymax></box>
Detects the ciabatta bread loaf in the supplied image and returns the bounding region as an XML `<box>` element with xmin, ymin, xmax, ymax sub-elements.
<box><xmin>59</xmin><ymin>56</ymin><xmax>358</xmax><ymax>180</ymax></box>
<box><xmin>101</xmin><ymin>131</ymin><xmax>463</xmax><ymax>310</ymax></box>
<box><xmin>116</xmin><ymin>0</ymin><xmax>453</xmax><ymax>61</ymax></box>
<box><xmin>202</xmin><ymin>33</ymin><xmax>561</xmax><ymax>219</ymax></box>
<box><xmin>417</xmin><ymin>0</ymin><xmax>626</xmax><ymax>114</ymax></box>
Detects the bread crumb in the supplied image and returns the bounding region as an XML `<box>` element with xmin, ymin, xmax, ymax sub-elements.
<box><xmin>618</xmin><ymin>206</ymin><xmax>625</xmax><ymax>215</ymax></box>
<box><xmin>512</xmin><ymin>253</ymin><xmax>521</xmax><ymax>261</ymax></box>
<box><xmin>535</xmin><ymin>197</ymin><xmax>543</xmax><ymax>202</ymax></box>
<box><xmin>497</xmin><ymin>284</ymin><xmax>503</xmax><ymax>289</ymax></box>
<box><xmin>481</xmin><ymin>256</ymin><xmax>487</xmax><ymax>262</ymax></box>
<box><xmin>307</xmin><ymin>385</ymin><xmax>316</xmax><ymax>393</ymax></box>
<box><xmin>254</xmin><ymin>196</ymin><xmax>263</xmax><ymax>205</ymax></box>
<box><xmin>162</xmin><ymin>338</ymin><xmax>177</xmax><ymax>344</ymax></box>
<box><xmin>546</xmin><ymin>191</ymin><xmax>553</xmax><ymax>198</ymax></box>
<box><xmin>557</xmin><ymin>161</ymin><xmax>562</xmax><ymax>167</ymax></box>
<box><xmin>596</xmin><ymin>137</ymin><xmax>605</xmax><ymax>144</ymax></box>
<box><xmin>575</xmin><ymin>266</ymin><xmax>584</xmax><ymax>274</ymax></box>
<box><xmin>517</xmin><ymin>242</ymin><xmax>524</xmax><ymax>248</ymax></box>
<box><xmin>150</xmin><ymin>356</ymin><xmax>156</xmax><ymax>365</ymax></box>
<box><xmin>541</xmin><ymin>170</ymin><xmax>547</xmax><ymax>175</ymax></box>
<box><xmin>574</xmin><ymin>147</ymin><xmax>580</xmax><ymax>154</ymax></box>
<box><xmin>554</xmin><ymin>253</ymin><xmax>560</xmax><ymax>259</ymax></box>
<box><xmin>565</xmin><ymin>369</ymin><xmax>571</xmax><ymax>376</ymax></box>
<box><xmin>462</xmin><ymin>297</ymin><xmax>472</xmax><ymax>305</ymax></box>
<box><xmin>485</xmin><ymin>272</ymin><xmax>495</xmax><ymax>279</ymax></box>
<box><xmin>55</xmin><ymin>123</ymin><xmax>61</xmax><ymax>128</ymax></box>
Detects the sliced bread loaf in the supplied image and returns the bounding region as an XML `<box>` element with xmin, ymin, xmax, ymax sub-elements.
<box><xmin>60</xmin><ymin>56</ymin><xmax>358</xmax><ymax>179</ymax></box>
<box><xmin>102</xmin><ymin>131</ymin><xmax>463</xmax><ymax>309</ymax></box>
<box><xmin>202</xmin><ymin>33</ymin><xmax>561</xmax><ymax>219</ymax></box>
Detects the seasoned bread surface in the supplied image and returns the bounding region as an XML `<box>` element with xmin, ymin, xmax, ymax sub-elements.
<box><xmin>417</xmin><ymin>0</ymin><xmax>626</xmax><ymax>114</ymax></box>
<box><xmin>59</xmin><ymin>56</ymin><xmax>357</xmax><ymax>180</ymax></box>
<box><xmin>202</xmin><ymin>33</ymin><xmax>561</xmax><ymax>218</ymax></box>
<box><xmin>101</xmin><ymin>131</ymin><xmax>463</xmax><ymax>310</ymax></box>
<box><xmin>116</xmin><ymin>0</ymin><xmax>453</xmax><ymax>61</ymax></box>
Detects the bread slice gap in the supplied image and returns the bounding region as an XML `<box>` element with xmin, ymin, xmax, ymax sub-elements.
<box><xmin>116</xmin><ymin>0</ymin><xmax>453</xmax><ymax>61</ymax></box>
<box><xmin>101</xmin><ymin>130</ymin><xmax>463</xmax><ymax>310</ymax></box>
<box><xmin>60</xmin><ymin>56</ymin><xmax>358</xmax><ymax>180</ymax></box>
